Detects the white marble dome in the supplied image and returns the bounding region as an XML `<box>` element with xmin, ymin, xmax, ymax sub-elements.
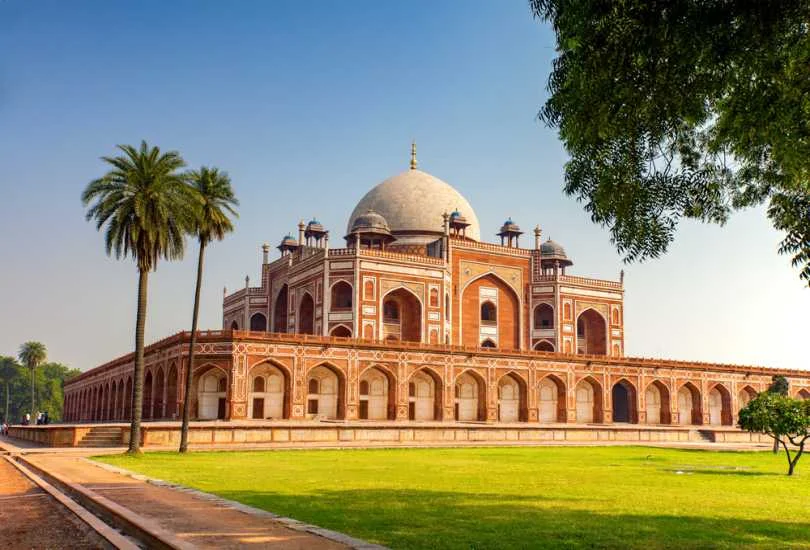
<box><xmin>346</xmin><ymin>168</ymin><xmax>480</xmax><ymax>245</ymax></box>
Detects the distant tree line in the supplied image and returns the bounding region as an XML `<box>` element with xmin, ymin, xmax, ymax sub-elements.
<box><xmin>1</xmin><ymin>342</ymin><xmax>80</xmax><ymax>424</ymax></box>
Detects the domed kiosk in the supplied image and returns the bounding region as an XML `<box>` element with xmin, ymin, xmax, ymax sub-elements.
<box><xmin>346</xmin><ymin>143</ymin><xmax>480</xmax><ymax>245</ymax></box>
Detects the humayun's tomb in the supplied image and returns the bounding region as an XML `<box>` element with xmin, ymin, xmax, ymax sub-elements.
<box><xmin>49</xmin><ymin>145</ymin><xmax>810</xmax><ymax>447</ymax></box>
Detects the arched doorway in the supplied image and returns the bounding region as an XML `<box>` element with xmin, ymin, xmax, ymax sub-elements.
<box><xmin>196</xmin><ymin>369</ymin><xmax>228</xmax><ymax>420</ymax></box>
<box><xmin>534</xmin><ymin>303</ymin><xmax>554</xmax><ymax>329</ymax></box>
<box><xmin>382</xmin><ymin>288</ymin><xmax>422</xmax><ymax>342</ymax></box>
<box><xmin>248</xmin><ymin>362</ymin><xmax>288</xmax><ymax>419</ymax></box>
<box><xmin>677</xmin><ymin>383</ymin><xmax>702</xmax><ymax>425</ymax></box>
<box><xmin>575</xmin><ymin>377</ymin><xmax>603</xmax><ymax>423</ymax></box>
<box><xmin>306</xmin><ymin>365</ymin><xmax>343</xmax><ymax>419</ymax></box>
<box><xmin>142</xmin><ymin>371</ymin><xmax>153</xmax><ymax>420</ymax></box>
<box><xmin>250</xmin><ymin>312</ymin><xmax>267</xmax><ymax>332</ymax></box>
<box><xmin>611</xmin><ymin>379</ymin><xmax>637</xmax><ymax>423</ymax></box>
<box><xmin>645</xmin><ymin>381</ymin><xmax>671</xmax><ymax>424</ymax></box>
<box><xmin>166</xmin><ymin>365</ymin><xmax>178</xmax><ymax>419</ymax></box>
<box><xmin>708</xmin><ymin>384</ymin><xmax>732</xmax><ymax>426</ymax></box>
<box><xmin>461</xmin><ymin>274</ymin><xmax>520</xmax><ymax>350</ymax></box>
<box><xmin>409</xmin><ymin>369</ymin><xmax>441</xmax><ymax>421</ymax></box>
<box><xmin>798</xmin><ymin>389</ymin><xmax>810</xmax><ymax>400</ymax></box>
<box><xmin>539</xmin><ymin>375</ymin><xmax>566</xmax><ymax>423</ymax></box>
<box><xmin>230</xmin><ymin>320</ymin><xmax>239</xmax><ymax>330</ymax></box>
<box><xmin>576</xmin><ymin>309</ymin><xmax>607</xmax><ymax>355</ymax></box>
<box><xmin>498</xmin><ymin>373</ymin><xmax>526</xmax><ymax>422</ymax></box>
<box><xmin>330</xmin><ymin>325</ymin><xmax>352</xmax><ymax>338</ymax></box>
<box><xmin>153</xmin><ymin>368</ymin><xmax>165</xmax><ymax>419</ymax></box>
<box><xmin>331</xmin><ymin>281</ymin><xmax>353</xmax><ymax>311</ymax></box>
<box><xmin>298</xmin><ymin>293</ymin><xmax>315</xmax><ymax>335</ymax></box>
<box><xmin>738</xmin><ymin>386</ymin><xmax>757</xmax><ymax>410</ymax></box>
<box><xmin>124</xmin><ymin>377</ymin><xmax>132</xmax><ymax>421</ymax></box>
<box><xmin>273</xmin><ymin>284</ymin><xmax>288</xmax><ymax>333</ymax></box>
<box><xmin>359</xmin><ymin>367</ymin><xmax>393</xmax><ymax>420</ymax></box>
<box><xmin>534</xmin><ymin>340</ymin><xmax>555</xmax><ymax>352</ymax></box>
<box><xmin>455</xmin><ymin>371</ymin><xmax>485</xmax><ymax>421</ymax></box>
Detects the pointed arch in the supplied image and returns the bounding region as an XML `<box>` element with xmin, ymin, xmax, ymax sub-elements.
<box><xmin>330</xmin><ymin>324</ymin><xmax>352</xmax><ymax>338</ymax></box>
<box><xmin>644</xmin><ymin>380</ymin><xmax>671</xmax><ymax>425</ymax></box>
<box><xmin>248</xmin><ymin>359</ymin><xmax>291</xmax><ymax>419</ymax></box>
<box><xmin>497</xmin><ymin>371</ymin><xmax>528</xmax><ymax>422</ymax></box>
<box><xmin>576</xmin><ymin>308</ymin><xmax>607</xmax><ymax>355</ymax></box>
<box><xmin>166</xmin><ymin>364</ymin><xmax>178</xmax><ymax>419</ymax></box>
<box><xmin>124</xmin><ymin>377</ymin><xmax>133</xmax><ymax>421</ymax></box>
<box><xmin>708</xmin><ymin>383</ymin><xmax>733</xmax><ymax>426</ymax></box>
<box><xmin>306</xmin><ymin>362</ymin><xmax>346</xmax><ymax>420</ymax></box>
<box><xmin>455</xmin><ymin>369</ymin><xmax>486</xmax><ymax>421</ymax></box>
<box><xmin>534</xmin><ymin>340</ymin><xmax>555</xmax><ymax>352</ymax></box>
<box><xmin>250</xmin><ymin>312</ymin><xmax>267</xmax><ymax>332</ymax></box>
<box><xmin>192</xmin><ymin>363</ymin><xmax>229</xmax><ymax>420</ymax></box>
<box><xmin>330</xmin><ymin>280</ymin><xmax>353</xmax><ymax>310</ymax></box>
<box><xmin>677</xmin><ymin>382</ymin><xmax>702</xmax><ymax>425</ymax></box>
<box><xmin>575</xmin><ymin>375</ymin><xmax>603</xmax><ymax>423</ymax></box>
<box><xmin>273</xmin><ymin>284</ymin><xmax>289</xmax><ymax>333</ymax></box>
<box><xmin>298</xmin><ymin>292</ymin><xmax>315</xmax><ymax>335</ymax></box>
<box><xmin>612</xmin><ymin>378</ymin><xmax>638</xmax><ymax>423</ymax></box>
<box><xmin>408</xmin><ymin>367</ymin><xmax>443</xmax><ymax>421</ymax></box>
<box><xmin>460</xmin><ymin>272</ymin><xmax>521</xmax><ymax>350</ymax></box>
<box><xmin>142</xmin><ymin>370</ymin><xmax>153</xmax><ymax>420</ymax></box>
<box><xmin>381</xmin><ymin>286</ymin><xmax>423</xmax><ymax>342</ymax></box>
<box><xmin>737</xmin><ymin>385</ymin><xmax>757</xmax><ymax>411</ymax></box>
<box><xmin>153</xmin><ymin>367</ymin><xmax>165</xmax><ymax>419</ymax></box>
<box><xmin>538</xmin><ymin>373</ymin><xmax>567</xmax><ymax>423</ymax></box>
<box><xmin>534</xmin><ymin>303</ymin><xmax>554</xmax><ymax>329</ymax></box>
<box><xmin>117</xmin><ymin>378</ymin><xmax>125</xmax><ymax>420</ymax></box>
<box><xmin>359</xmin><ymin>365</ymin><xmax>396</xmax><ymax>420</ymax></box>
<box><xmin>230</xmin><ymin>320</ymin><xmax>239</xmax><ymax>330</ymax></box>
<box><xmin>797</xmin><ymin>389</ymin><xmax>810</xmax><ymax>400</ymax></box>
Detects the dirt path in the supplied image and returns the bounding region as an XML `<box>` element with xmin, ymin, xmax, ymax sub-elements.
<box><xmin>0</xmin><ymin>458</ymin><xmax>112</xmax><ymax>549</ymax></box>
<box><xmin>25</xmin><ymin>453</ymin><xmax>352</xmax><ymax>549</ymax></box>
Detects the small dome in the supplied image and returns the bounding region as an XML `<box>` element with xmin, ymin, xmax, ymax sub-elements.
<box><xmin>279</xmin><ymin>234</ymin><xmax>297</xmax><ymax>245</ymax></box>
<box><xmin>349</xmin><ymin>209</ymin><xmax>392</xmax><ymax>236</ymax></box>
<box><xmin>499</xmin><ymin>218</ymin><xmax>522</xmax><ymax>234</ymax></box>
<box><xmin>540</xmin><ymin>239</ymin><xmax>567</xmax><ymax>257</ymax></box>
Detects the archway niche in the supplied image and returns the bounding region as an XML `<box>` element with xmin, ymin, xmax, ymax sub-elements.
<box><xmin>124</xmin><ymin>377</ymin><xmax>133</xmax><ymax>421</ymax></box>
<box><xmin>382</xmin><ymin>288</ymin><xmax>422</xmax><ymax>342</ymax></box>
<box><xmin>534</xmin><ymin>303</ymin><xmax>554</xmax><ymax>329</ymax></box>
<box><xmin>359</xmin><ymin>366</ymin><xmax>395</xmax><ymax>420</ymax></box>
<box><xmin>498</xmin><ymin>373</ymin><xmax>527</xmax><ymax>422</ymax></box>
<box><xmin>798</xmin><ymin>389</ymin><xmax>810</xmax><ymax>400</ymax></box>
<box><xmin>481</xmin><ymin>339</ymin><xmax>496</xmax><ymax>348</ymax></box>
<box><xmin>331</xmin><ymin>281</ymin><xmax>352</xmax><ymax>310</ymax></box>
<box><xmin>116</xmin><ymin>379</ymin><xmax>125</xmax><ymax>420</ymax></box>
<box><xmin>708</xmin><ymin>384</ymin><xmax>732</xmax><ymax>426</ymax></box>
<box><xmin>298</xmin><ymin>293</ymin><xmax>315</xmax><ymax>335</ymax></box>
<box><xmin>142</xmin><ymin>371</ymin><xmax>153</xmax><ymax>420</ymax></box>
<box><xmin>575</xmin><ymin>377</ymin><xmax>603</xmax><ymax>423</ymax></box>
<box><xmin>109</xmin><ymin>381</ymin><xmax>116</xmax><ymax>420</ymax></box>
<box><xmin>534</xmin><ymin>340</ymin><xmax>555</xmax><ymax>352</ymax></box>
<box><xmin>611</xmin><ymin>379</ymin><xmax>638</xmax><ymax>423</ymax></box>
<box><xmin>153</xmin><ymin>368</ymin><xmax>165</xmax><ymax>419</ymax></box>
<box><xmin>409</xmin><ymin>369</ymin><xmax>442</xmax><ymax>421</ymax></box>
<box><xmin>230</xmin><ymin>320</ymin><xmax>239</xmax><ymax>330</ymax></box>
<box><xmin>455</xmin><ymin>371</ymin><xmax>486</xmax><ymax>421</ymax></box>
<box><xmin>461</xmin><ymin>274</ymin><xmax>520</xmax><ymax>350</ymax></box>
<box><xmin>250</xmin><ymin>312</ymin><xmax>267</xmax><ymax>332</ymax></box>
<box><xmin>166</xmin><ymin>364</ymin><xmax>178</xmax><ymax>419</ymax></box>
<box><xmin>644</xmin><ymin>381</ymin><xmax>671</xmax><ymax>424</ymax></box>
<box><xmin>248</xmin><ymin>362</ymin><xmax>289</xmax><ymax>419</ymax></box>
<box><xmin>539</xmin><ymin>374</ymin><xmax>567</xmax><ymax>423</ymax></box>
<box><xmin>738</xmin><ymin>386</ymin><xmax>757</xmax><ymax>411</ymax></box>
<box><xmin>330</xmin><ymin>325</ymin><xmax>352</xmax><ymax>338</ymax></box>
<box><xmin>306</xmin><ymin>365</ymin><xmax>345</xmax><ymax>420</ymax></box>
<box><xmin>576</xmin><ymin>309</ymin><xmax>607</xmax><ymax>355</ymax></box>
<box><xmin>195</xmin><ymin>367</ymin><xmax>228</xmax><ymax>420</ymax></box>
<box><xmin>677</xmin><ymin>383</ymin><xmax>702</xmax><ymax>425</ymax></box>
<box><xmin>273</xmin><ymin>285</ymin><xmax>288</xmax><ymax>333</ymax></box>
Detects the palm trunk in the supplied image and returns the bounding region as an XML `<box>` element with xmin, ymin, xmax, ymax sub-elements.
<box><xmin>180</xmin><ymin>240</ymin><xmax>206</xmax><ymax>453</ymax></box>
<box><xmin>128</xmin><ymin>268</ymin><xmax>149</xmax><ymax>454</ymax></box>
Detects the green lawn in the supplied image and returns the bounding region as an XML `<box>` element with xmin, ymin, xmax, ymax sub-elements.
<box><xmin>96</xmin><ymin>446</ymin><xmax>810</xmax><ymax>549</ymax></box>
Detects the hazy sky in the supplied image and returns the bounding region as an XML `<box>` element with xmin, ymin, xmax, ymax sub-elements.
<box><xmin>1</xmin><ymin>1</ymin><xmax>807</xmax><ymax>372</ymax></box>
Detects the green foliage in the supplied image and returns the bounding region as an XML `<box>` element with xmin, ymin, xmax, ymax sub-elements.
<box><xmin>81</xmin><ymin>141</ymin><xmax>197</xmax><ymax>273</ymax></box>
<box><xmin>531</xmin><ymin>1</ymin><xmax>810</xmax><ymax>284</ymax></box>
<box><xmin>186</xmin><ymin>166</ymin><xmax>239</xmax><ymax>246</ymax></box>
<box><xmin>0</xmin><ymin>355</ymin><xmax>78</xmax><ymax>423</ymax></box>
<box><xmin>768</xmin><ymin>375</ymin><xmax>790</xmax><ymax>396</ymax></box>
<box><xmin>98</xmin><ymin>447</ymin><xmax>810</xmax><ymax>549</ymax></box>
<box><xmin>739</xmin><ymin>393</ymin><xmax>810</xmax><ymax>475</ymax></box>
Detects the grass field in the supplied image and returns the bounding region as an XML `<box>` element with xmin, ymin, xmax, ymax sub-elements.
<box><xmin>96</xmin><ymin>446</ymin><xmax>810</xmax><ymax>549</ymax></box>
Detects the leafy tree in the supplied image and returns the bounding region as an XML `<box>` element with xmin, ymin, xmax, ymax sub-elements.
<box><xmin>18</xmin><ymin>341</ymin><xmax>46</xmax><ymax>415</ymax></box>
<box><xmin>82</xmin><ymin>141</ymin><xmax>196</xmax><ymax>453</ymax></box>
<box><xmin>0</xmin><ymin>356</ymin><xmax>21</xmax><ymax>423</ymax></box>
<box><xmin>768</xmin><ymin>375</ymin><xmax>790</xmax><ymax>396</ymax></box>
<box><xmin>180</xmin><ymin>166</ymin><xmax>238</xmax><ymax>453</ymax></box>
<box><xmin>530</xmin><ymin>1</ymin><xmax>810</xmax><ymax>284</ymax></box>
<box><xmin>739</xmin><ymin>392</ymin><xmax>810</xmax><ymax>475</ymax></box>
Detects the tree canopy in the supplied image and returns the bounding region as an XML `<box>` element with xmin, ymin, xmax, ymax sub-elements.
<box><xmin>738</xmin><ymin>392</ymin><xmax>810</xmax><ymax>475</ymax></box>
<box><xmin>1</xmin><ymin>355</ymin><xmax>79</xmax><ymax>423</ymax></box>
<box><xmin>531</xmin><ymin>0</ymin><xmax>810</xmax><ymax>284</ymax></box>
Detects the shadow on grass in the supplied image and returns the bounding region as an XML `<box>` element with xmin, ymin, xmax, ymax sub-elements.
<box><xmin>662</xmin><ymin>468</ymin><xmax>778</xmax><ymax>477</ymax></box>
<box><xmin>216</xmin><ymin>488</ymin><xmax>810</xmax><ymax>549</ymax></box>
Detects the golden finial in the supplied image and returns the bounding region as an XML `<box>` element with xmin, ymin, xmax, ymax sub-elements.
<box><xmin>410</xmin><ymin>140</ymin><xmax>417</xmax><ymax>170</ymax></box>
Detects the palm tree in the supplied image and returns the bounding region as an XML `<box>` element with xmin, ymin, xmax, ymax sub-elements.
<box><xmin>82</xmin><ymin>141</ymin><xmax>196</xmax><ymax>453</ymax></box>
<box><xmin>0</xmin><ymin>356</ymin><xmax>21</xmax><ymax>423</ymax></box>
<box><xmin>18</xmin><ymin>342</ymin><xmax>46</xmax><ymax>417</ymax></box>
<box><xmin>179</xmin><ymin>166</ymin><xmax>238</xmax><ymax>452</ymax></box>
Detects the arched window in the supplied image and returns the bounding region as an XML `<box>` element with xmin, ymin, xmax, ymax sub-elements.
<box><xmin>480</xmin><ymin>301</ymin><xmax>496</xmax><ymax>323</ymax></box>
<box><xmin>383</xmin><ymin>300</ymin><xmax>399</xmax><ymax>321</ymax></box>
<box><xmin>253</xmin><ymin>377</ymin><xmax>265</xmax><ymax>392</ymax></box>
<box><xmin>535</xmin><ymin>340</ymin><xmax>554</xmax><ymax>352</ymax></box>
<box><xmin>308</xmin><ymin>379</ymin><xmax>319</xmax><ymax>394</ymax></box>
<box><xmin>250</xmin><ymin>312</ymin><xmax>267</xmax><ymax>331</ymax></box>
<box><xmin>612</xmin><ymin>308</ymin><xmax>621</xmax><ymax>325</ymax></box>
<box><xmin>445</xmin><ymin>293</ymin><xmax>450</xmax><ymax>321</ymax></box>
<box><xmin>534</xmin><ymin>303</ymin><xmax>554</xmax><ymax>329</ymax></box>
<box><xmin>429</xmin><ymin>288</ymin><xmax>439</xmax><ymax>307</ymax></box>
<box><xmin>481</xmin><ymin>339</ymin><xmax>496</xmax><ymax>348</ymax></box>
<box><xmin>230</xmin><ymin>320</ymin><xmax>239</xmax><ymax>330</ymax></box>
<box><xmin>331</xmin><ymin>281</ymin><xmax>352</xmax><ymax>309</ymax></box>
<box><xmin>564</xmin><ymin>303</ymin><xmax>572</xmax><ymax>320</ymax></box>
<box><xmin>364</xmin><ymin>280</ymin><xmax>374</xmax><ymax>300</ymax></box>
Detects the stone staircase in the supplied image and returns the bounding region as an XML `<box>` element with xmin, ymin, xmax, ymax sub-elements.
<box><xmin>696</xmin><ymin>429</ymin><xmax>715</xmax><ymax>443</ymax></box>
<box><xmin>77</xmin><ymin>426</ymin><xmax>123</xmax><ymax>447</ymax></box>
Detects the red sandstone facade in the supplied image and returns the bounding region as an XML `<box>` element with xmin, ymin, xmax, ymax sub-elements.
<box><xmin>62</xmin><ymin>150</ymin><xmax>810</xmax><ymax>427</ymax></box>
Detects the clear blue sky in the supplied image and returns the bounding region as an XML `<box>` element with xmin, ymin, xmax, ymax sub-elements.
<box><xmin>1</xmin><ymin>1</ymin><xmax>807</xmax><ymax>372</ymax></box>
